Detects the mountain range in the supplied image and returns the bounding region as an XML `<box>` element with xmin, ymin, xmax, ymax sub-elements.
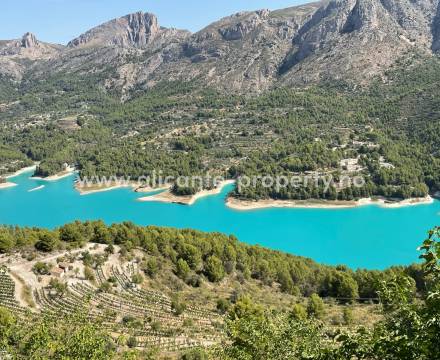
<box><xmin>1</xmin><ymin>0</ymin><xmax>440</xmax><ymax>96</ymax></box>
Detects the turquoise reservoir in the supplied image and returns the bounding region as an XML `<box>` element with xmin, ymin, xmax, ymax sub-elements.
<box><xmin>1</xmin><ymin>170</ymin><xmax>439</xmax><ymax>269</ymax></box>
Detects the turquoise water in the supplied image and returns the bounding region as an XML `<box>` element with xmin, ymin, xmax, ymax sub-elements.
<box><xmin>1</xmin><ymin>170</ymin><xmax>440</xmax><ymax>269</ymax></box>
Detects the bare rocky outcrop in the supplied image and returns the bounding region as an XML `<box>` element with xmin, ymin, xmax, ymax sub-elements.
<box><xmin>218</xmin><ymin>9</ymin><xmax>271</xmax><ymax>40</ymax></box>
<box><xmin>67</xmin><ymin>12</ymin><xmax>184</xmax><ymax>49</ymax></box>
<box><xmin>279</xmin><ymin>0</ymin><xmax>439</xmax><ymax>85</ymax></box>
<box><xmin>150</xmin><ymin>5</ymin><xmax>318</xmax><ymax>92</ymax></box>
<box><xmin>21</xmin><ymin>32</ymin><xmax>39</xmax><ymax>48</ymax></box>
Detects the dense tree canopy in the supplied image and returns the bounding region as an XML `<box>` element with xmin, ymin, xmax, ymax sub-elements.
<box><xmin>218</xmin><ymin>227</ymin><xmax>440</xmax><ymax>360</ymax></box>
<box><xmin>0</xmin><ymin>221</ymin><xmax>430</xmax><ymax>301</ymax></box>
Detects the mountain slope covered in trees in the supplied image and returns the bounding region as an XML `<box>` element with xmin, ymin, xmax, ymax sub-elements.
<box><xmin>2</xmin><ymin>0</ymin><xmax>440</xmax><ymax>202</ymax></box>
<box><xmin>2</xmin><ymin>54</ymin><xmax>440</xmax><ymax>201</ymax></box>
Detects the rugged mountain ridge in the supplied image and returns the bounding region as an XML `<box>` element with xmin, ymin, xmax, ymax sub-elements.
<box><xmin>0</xmin><ymin>32</ymin><xmax>63</xmax><ymax>80</ymax></box>
<box><xmin>0</xmin><ymin>32</ymin><xmax>63</xmax><ymax>57</ymax></box>
<box><xmin>67</xmin><ymin>12</ymin><xmax>190</xmax><ymax>49</ymax></box>
<box><xmin>279</xmin><ymin>0</ymin><xmax>438</xmax><ymax>84</ymax></box>
<box><xmin>2</xmin><ymin>0</ymin><xmax>440</xmax><ymax>94</ymax></box>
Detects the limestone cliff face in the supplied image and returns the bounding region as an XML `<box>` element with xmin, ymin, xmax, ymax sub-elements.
<box><xmin>279</xmin><ymin>0</ymin><xmax>439</xmax><ymax>85</ymax></box>
<box><xmin>148</xmin><ymin>4</ymin><xmax>318</xmax><ymax>92</ymax></box>
<box><xmin>21</xmin><ymin>32</ymin><xmax>39</xmax><ymax>48</ymax></box>
<box><xmin>217</xmin><ymin>9</ymin><xmax>271</xmax><ymax>41</ymax></box>
<box><xmin>67</xmin><ymin>12</ymin><xmax>185</xmax><ymax>49</ymax></box>
<box><xmin>2</xmin><ymin>0</ymin><xmax>440</xmax><ymax>92</ymax></box>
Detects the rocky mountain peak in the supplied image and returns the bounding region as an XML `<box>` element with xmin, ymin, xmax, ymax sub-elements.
<box><xmin>342</xmin><ymin>0</ymin><xmax>380</xmax><ymax>33</ymax></box>
<box><xmin>125</xmin><ymin>12</ymin><xmax>160</xmax><ymax>45</ymax></box>
<box><xmin>68</xmin><ymin>11</ymin><xmax>162</xmax><ymax>48</ymax></box>
<box><xmin>21</xmin><ymin>32</ymin><xmax>39</xmax><ymax>48</ymax></box>
<box><xmin>217</xmin><ymin>9</ymin><xmax>271</xmax><ymax>41</ymax></box>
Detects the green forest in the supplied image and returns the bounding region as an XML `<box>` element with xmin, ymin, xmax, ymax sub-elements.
<box><xmin>0</xmin><ymin>221</ymin><xmax>420</xmax><ymax>300</ymax></box>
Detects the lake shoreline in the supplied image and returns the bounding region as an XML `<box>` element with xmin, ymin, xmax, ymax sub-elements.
<box><xmin>5</xmin><ymin>165</ymin><xmax>436</xmax><ymax>211</ymax></box>
<box><xmin>5</xmin><ymin>165</ymin><xmax>37</xmax><ymax>179</ymax></box>
<box><xmin>0</xmin><ymin>182</ymin><xmax>18</xmax><ymax>190</ymax></box>
<box><xmin>135</xmin><ymin>178</ymin><xmax>434</xmax><ymax>210</ymax></box>
<box><xmin>76</xmin><ymin>181</ymin><xmax>171</xmax><ymax>196</ymax></box>
<box><xmin>138</xmin><ymin>180</ymin><xmax>236</xmax><ymax>205</ymax></box>
<box><xmin>31</xmin><ymin>166</ymin><xmax>76</xmax><ymax>182</ymax></box>
<box><xmin>226</xmin><ymin>195</ymin><xmax>434</xmax><ymax>211</ymax></box>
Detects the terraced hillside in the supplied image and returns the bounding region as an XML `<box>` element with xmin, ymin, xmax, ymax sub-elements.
<box><xmin>0</xmin><ymin>221</ymin><xmax>399</xmax><ymax>358</ymax></box>
<box><xmin>0</xmin><ymin>248</ymin><xmax>223</xmax><ymax>355</ymax></box>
